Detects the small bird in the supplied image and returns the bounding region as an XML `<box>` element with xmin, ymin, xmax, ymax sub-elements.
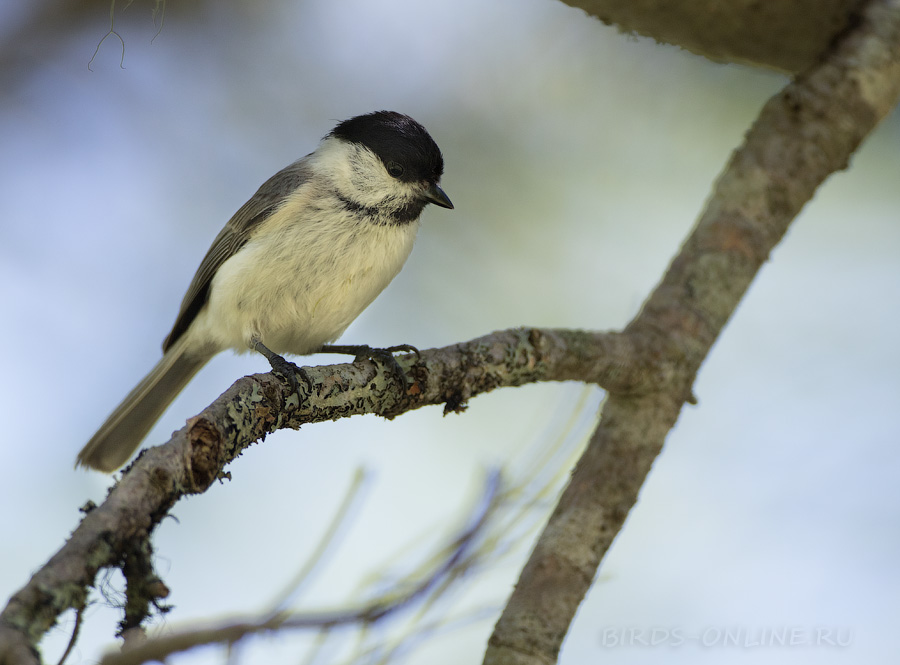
<box><xmin>76</xmin><ymin>111</ymin><xmax>453</xmax><ymax>472</ymax></box>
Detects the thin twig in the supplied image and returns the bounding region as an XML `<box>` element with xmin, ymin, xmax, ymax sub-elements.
<box><xmin>97</xmin><ymin>471</ymin><xmax>503</xmax><ymax>665</ymax></box>
<box><xmin>265</xmin><ymin>468</ymin><xmax>370</xmax><ymax>616</ymax></box>
<box><xmin>55</xmin><ymin>603</ymin><xmax>85</xmax><ymax>665</ymax></box>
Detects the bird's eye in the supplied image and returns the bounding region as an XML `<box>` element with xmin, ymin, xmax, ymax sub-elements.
<box><xmin>387</xmin><ymin>162</ymin><xmax>404</xmax><ymax>178</ymax></box>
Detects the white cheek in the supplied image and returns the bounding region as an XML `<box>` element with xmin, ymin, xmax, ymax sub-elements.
<box><xmin>310</xmin><ymin>138</ymin><xmax>416</xmax><ymax>207</ymax></box>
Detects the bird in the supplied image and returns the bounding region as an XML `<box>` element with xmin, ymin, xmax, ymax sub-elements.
<box><xmin>76</xmin><ymin>111</ymin><xmax>453</xmax><ymax>472</ymax></box>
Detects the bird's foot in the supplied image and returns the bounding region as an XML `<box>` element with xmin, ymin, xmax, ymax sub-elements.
<box><xmin>320</xmin><ymin>344</ymin><xmax>419</xmax><ymax>416</ymax></box>
<box><xmin>252</xmin><ymin>339</ymin><xmax>304</xmax><ymax>401</ymax></box>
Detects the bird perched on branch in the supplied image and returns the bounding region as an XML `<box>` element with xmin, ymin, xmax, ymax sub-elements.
<box><xmin>77</xmin><ymin>111</ymin><xmax>452</xmax><ymax>472</ymax></box>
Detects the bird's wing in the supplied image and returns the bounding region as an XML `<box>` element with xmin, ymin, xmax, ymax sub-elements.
<box><xmin>162</xmin><ymin>157</ymin><xmax>314</xmax><ymax>352</ymax></box>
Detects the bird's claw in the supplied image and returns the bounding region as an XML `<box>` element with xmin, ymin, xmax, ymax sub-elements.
<box><xmin>253</xmin><ymin>338</ymin><xmax>304</xmax><ymax>403</ymax></box>
<box><xmin>268</xmin><ymin>354</ymin><xmax>302</xmax><ymax>396</ymax></box>
<box><xmin>320</xmin><ymin>344</ymin><xmax>419</xmax><ymax>415</ymax></box>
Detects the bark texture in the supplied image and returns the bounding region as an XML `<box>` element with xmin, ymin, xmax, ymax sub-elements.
<box><xmin>483</xmin><ymin>0</ymin><xmax>900</xmax><ymax>663</ymax></box>
<box><xmin>561</xmin><ymin>0</ymin><xmax>865</xmax><ymax>72</ymax></box>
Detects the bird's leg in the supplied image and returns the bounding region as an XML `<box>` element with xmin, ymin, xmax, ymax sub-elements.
<box><xmin>252</xmin><ymin>338</ymin><xmax>303</xmax><ymax>399</ymax></box>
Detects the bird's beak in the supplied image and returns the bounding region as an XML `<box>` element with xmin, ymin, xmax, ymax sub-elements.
<box><xmin>423</xmin><ymin>182</ymin><xmax>453</xmax><ymax>209</ymax></box>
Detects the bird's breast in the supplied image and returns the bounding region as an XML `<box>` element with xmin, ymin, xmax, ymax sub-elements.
<box><xmin>197</xmin><ymin>197</ymin><xmax>420</xmax><ymax>356</ymax></box>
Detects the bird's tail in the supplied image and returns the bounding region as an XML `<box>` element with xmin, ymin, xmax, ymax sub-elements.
<box><xmin>76</xmin><ymin>336</ymin><xmax>213</xmax><ymax>472</ymax></box>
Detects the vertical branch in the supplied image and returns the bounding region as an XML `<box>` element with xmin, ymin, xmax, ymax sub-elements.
<box><xmin>483</xmin><ymin>2</ymin><xmax>900</xmax><ymax>664</ymax></box>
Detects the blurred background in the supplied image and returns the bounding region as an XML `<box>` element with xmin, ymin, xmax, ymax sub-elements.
<box><xmin>1</xmin><ymin>0</ymin><xmax>899</xmax><ymax>663</ymax></box>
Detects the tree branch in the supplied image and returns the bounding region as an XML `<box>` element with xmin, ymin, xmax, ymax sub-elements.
<box><xmin>0</xmin><ymin>327</ymin><xmax>642</xmax><ymax>664</ymax></box>
<box><xmin>483</xmin><ymin>1</ymin><xmax>900</xmax><ymax>663</ymax></box>
<box><xmin>561</xmin><ymin>0</ymin><xmax>864</xmax><ymax>72</ymax></box>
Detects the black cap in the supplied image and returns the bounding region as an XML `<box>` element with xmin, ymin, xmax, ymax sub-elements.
<box><xmin>331</xmin><ymin>111</ymin><xmax>445</xmax><ymax>186</ymax></box>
